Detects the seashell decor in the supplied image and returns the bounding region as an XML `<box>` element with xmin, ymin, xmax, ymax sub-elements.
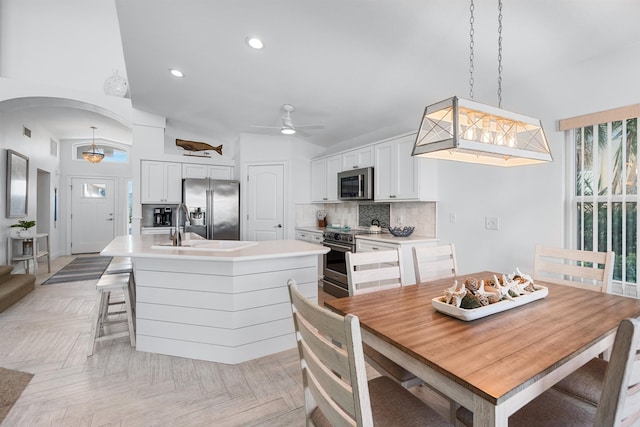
<box><xmin>443</xmin><ymin>268</ymin><xmax>543</xmax><ymax>309</ymax></box>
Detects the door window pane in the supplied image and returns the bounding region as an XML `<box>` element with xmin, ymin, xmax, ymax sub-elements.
<box><xmin>82</xmin><ymin>183</ymin><xmax>106</xmax><ymax>198</ymax></box>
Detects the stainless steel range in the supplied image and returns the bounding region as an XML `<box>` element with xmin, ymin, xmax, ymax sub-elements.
<box><xmin>322</xmin><ymin>229</ymin><xmax>368</xmax><ymax>297</ymax></box>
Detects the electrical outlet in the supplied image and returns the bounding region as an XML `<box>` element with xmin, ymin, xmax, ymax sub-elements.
<box><xmin>485</xmin><ymin>216</ymin><xmax>500</xmax><ymax>230</ymax></box>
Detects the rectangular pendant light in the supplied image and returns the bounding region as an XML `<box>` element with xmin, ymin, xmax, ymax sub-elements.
<box><xmin>412</xmin><ymin>96</ymin><xmax>552</xmax><ymax>167</ymax></box>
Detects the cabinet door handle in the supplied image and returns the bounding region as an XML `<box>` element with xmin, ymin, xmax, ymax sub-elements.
<box><xmin>389</xmin><ymin>195</ymin><xmax>396</xmax><ymax>198</ymax></box>
<box><xmin>353</xmin><ymin>166</ymin><xmax>359</xmax><ymax>169</ymax></box>
<box><xmin>107</xmin><ymin>218</ymin><xmax>114</xmax><ymax>221</ymax></box>
<box><xmin>372</xmin><ymin>247</ymin><xmax>379</xmax><ymax>250</ymax></box>
<box><xmin>274</xmin><ymin>224</ymin><xmax>283</xmax><ymax>228</ymax></box>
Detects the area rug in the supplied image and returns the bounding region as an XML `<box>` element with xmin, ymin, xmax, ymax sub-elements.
<box><xmin>0</xmin><ymin>367</ymin><xmax>33</xmax><ymax>423</ymax></box>
<box><xmin>42</xmin><ymin>256</ymin><xmax>112</xmax><ymax>285</ymax></box>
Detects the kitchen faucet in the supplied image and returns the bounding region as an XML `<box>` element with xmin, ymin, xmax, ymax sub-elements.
<box><xmin>173</xmin><ymin>202</ymin><xmax>191</xmax><ymax>246</ymax></box>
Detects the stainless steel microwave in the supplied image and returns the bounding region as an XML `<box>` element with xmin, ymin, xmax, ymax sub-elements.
<box><xmin>338</xmin><ymin>167</ymin><xmax>374</xmax><ymax>201</ymax></box>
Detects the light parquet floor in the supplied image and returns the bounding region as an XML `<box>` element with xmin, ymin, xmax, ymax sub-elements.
<box><xmin>1</xmin><ymin>256</ymin><xmax>447</xmax><ymax>426</ymax></box>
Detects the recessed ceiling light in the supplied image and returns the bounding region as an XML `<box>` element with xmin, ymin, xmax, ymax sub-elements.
<box><xmin>169</xmin><ymin>68</ymin><xmax>184</xmax><ymax>78</ymax></box>
<box><xmin>246</xmin><ymin>37</ymin><xmax>264</xmax><ymax>50</ymax></box>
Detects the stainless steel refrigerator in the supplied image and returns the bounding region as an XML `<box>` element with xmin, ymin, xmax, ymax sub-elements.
<box><xmin>182</xmin><ymin>179</ymin><xmax>240</xmax><ymax>240</ymax></box>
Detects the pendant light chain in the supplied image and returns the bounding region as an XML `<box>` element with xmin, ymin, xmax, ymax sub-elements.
<box><xmin>469</xmin><ymin>0</ymin><xmax>475</xmax><ymax>99</ymax></box>
<box><xmin>497</xmin><ymin>0</ymin><xmax>503</xmax><ymax>108</ymax></box>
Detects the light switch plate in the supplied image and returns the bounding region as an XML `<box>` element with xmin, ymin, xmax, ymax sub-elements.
<box><xmin>485</xmin><ymin>216</ymin><xmax>500</xmax><ymax>230</ymax></box>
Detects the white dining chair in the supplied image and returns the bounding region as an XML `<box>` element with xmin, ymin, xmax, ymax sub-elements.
<box><xmin>457</xmin><ymin>317</ymin><xmax>640</xmax><ymax>426</ymax></box>
<box><xmin>345</xmin><ymin>249</ymin><xmax>424</xmax><ymax>389</ymax></box>
<box><xmin>345</xmin><ymin>248</ymin><xmax>404</xmax><ymax>296</ymax></box>
<box><xmin>287</xmin><ymin>279</ymin><xmax>451</xmax><ymax>426</ymax></box>
<box><xmin>413</xmin><ymin>244</ymin><xmax>458</xmax><ymax>283</ymax></box>
<box><xmin>533</xmin><ymin>244</ymin><xmax>614</xmax><ymax>292</ymax></box>
<box><xmin>533</xmin><ymin>244</ymin><xmax>616</xmax><ymax>404</ymax></box>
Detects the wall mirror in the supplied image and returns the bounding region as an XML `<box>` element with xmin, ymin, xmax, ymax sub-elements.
<box><xmin>6</xmin><ymin>149</ymin><xmax>29</xmax><ymax>218</ymax></box>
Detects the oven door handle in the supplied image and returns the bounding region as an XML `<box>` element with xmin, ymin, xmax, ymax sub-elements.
<box><xmin>323</xmin><ymin>242</ymin><xmax>354</xmax><ymax>252</ymax></box>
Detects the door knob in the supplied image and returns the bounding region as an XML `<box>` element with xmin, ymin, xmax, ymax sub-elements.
<box><xmin>274</xmin><ymin>224</ymin><xmax>282</xmax><ymax>228</ymax></box>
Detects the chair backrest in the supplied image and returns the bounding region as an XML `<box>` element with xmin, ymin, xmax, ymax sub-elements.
<box><xmin>288</xmin><ymin>279</ymin><xmax>373</xmax><ymax>426</ymax></box>
<box><xmin>594</xmin><ymin>318</ymin><xmax>640</xmax><ymax>426</ymax></box>
<box><xmin>345</xmin><ymin>248</ymin><xmax>403</xmax><ymax>296</ymax></box>
<box><xmin>533</xmin><ymin>244</ymin><xmax>614</xmax><ymax>292</ymax></box>
<box><xmin>412</xmin><ymin>244</ymin><xmax>458</xmax><ymax>283</ymax></box>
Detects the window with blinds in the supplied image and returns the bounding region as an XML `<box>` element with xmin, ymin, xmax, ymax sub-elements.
<box><xmin>573</xmin><ymin>117</ymin><xmax>638</xmax><ymax>296</ymax></box>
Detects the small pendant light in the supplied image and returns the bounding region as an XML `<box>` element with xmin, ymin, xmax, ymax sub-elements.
<box><xmin>82</xmin><ymin>126</ymin><xmax>104</xmax><ymax>163</ymax></box>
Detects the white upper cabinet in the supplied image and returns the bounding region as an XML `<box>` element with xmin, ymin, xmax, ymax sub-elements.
<box><xmin>342</xmin><ymin>146</ymin><xmax>374</xmax><ymax>170</ymax></box>
<box><xmin>141</xmin><ymin>161</ymin><xmax>183</xmax><ymax>203</ymax></box>
<box><xmin>182</xmin><ymin>163</ymin><xmax>233</xmax><ymax>180</ymax></box>
<box><xmin>374</xmin><ymin>134</ymin><xmax>438</xmax><ymax>202</ymax></box>
<box><xmin>311</xmin><ymin>155</ymin><xmax>342</xmax><ymax>203</ymax></box>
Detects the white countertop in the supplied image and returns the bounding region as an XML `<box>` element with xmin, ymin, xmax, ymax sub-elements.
<box><xmin>355</xmin><ymin>233</ymin><xmax>439</xmax><ymax>245</ymax></box>
<box><xmin>101</xmin><ymin>234</ymin><xmax>329</xmax><ymax>262</ymax></box>
<box><xmin>295</xmin><ymin>226</ymin><xmax>326</xmax><ymax>233</ymax></box>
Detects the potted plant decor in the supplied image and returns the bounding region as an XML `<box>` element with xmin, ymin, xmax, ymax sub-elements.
<box><xmin>10</xmin><ymin>220</ymin><xmax>36</xmax><ymax>238</ymax></box>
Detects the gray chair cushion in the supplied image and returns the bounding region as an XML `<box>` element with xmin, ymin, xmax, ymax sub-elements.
<box><xmin>552</xmin><ymin>357</ymin><xmax>606</xmax><ymax>405</ymax></box>
<box><xmin>312</xmin><ymin>376</ymin><xmax>451</xmax><ymax>426</ymax></box>
<box><xmin>456</xmin><ymin>388</ymin><xmax>596</xmax><ymax>427</ymax></box>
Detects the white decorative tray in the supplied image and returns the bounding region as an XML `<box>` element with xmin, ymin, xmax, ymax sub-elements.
<box><xmin>432</xmin><ymin>286</ymin><xmax>548</xmax><ymax>321</ymax></box>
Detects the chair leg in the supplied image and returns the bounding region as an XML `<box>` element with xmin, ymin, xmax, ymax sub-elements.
<box><xmin>123</xmin><ymin>281</ymin><xmax>136</xmax><ymax>347</ymax></box>
<box><xmin>87</xmin><ymin>291</ymin><xmax>107</xmax><ymax>356</ymax></box>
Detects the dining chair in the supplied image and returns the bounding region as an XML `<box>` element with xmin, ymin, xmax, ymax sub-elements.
<box><xmin>412</xmin><ymin>244</ymin><xmax>458</xmax><ymax>283</ymax></box>
<box><xmin>533</xmin><ymin>244</ymin><xmax>614</xmax><ymax>292</ymax></box>
<box><xmin>287</xmin><ymin>279</ymin><xmax>451</xmax><ymax>426</ymax></box>
<box><xmin>345</xmin><ymin>248</ymin><xmax>404</xmax><ymax>296</ymax></box>
<box><xmin>345</xmin><ymin>249</ymin><xmax>423</xmax><ymax>388</ymax></box>
<box><xmin>456</xmin><ymin>317</ymin><xmax>640</xmax><ymax>426</ymax></box>
<box><xmin>533</xmin><ymin>245</ymin><xmax>616</xmax><ymax>405</ymax></box>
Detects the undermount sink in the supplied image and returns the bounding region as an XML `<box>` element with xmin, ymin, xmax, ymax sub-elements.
<box><xmin>151</xmin><ymin>240</ymin><xmax>258</xmax><ymax>252</ymax></box>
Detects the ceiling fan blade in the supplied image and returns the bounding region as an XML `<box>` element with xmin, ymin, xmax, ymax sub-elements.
<box><xmin>249</xmin><ymin>125</ymin><xmax>280</xmax><ymax>130</ymax></box>
<box><xmin>294</xmin><ymin>124</ymin><xmax>325</xmax><ymax>130</ymax></box>
<box><xmin>295</xmin><ymin>128</ymin><xmax>312</xmax><ymax>137</ymax></box>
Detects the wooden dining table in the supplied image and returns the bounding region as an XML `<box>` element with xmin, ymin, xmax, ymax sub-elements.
<box><xmin>325</xmin><ymin>271</ymin><xmax>640</xmax><ymax>427</ymax></box>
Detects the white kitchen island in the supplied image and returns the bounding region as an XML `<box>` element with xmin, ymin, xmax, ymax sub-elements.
<box><xmin>101</xmin><ymin>234</ymin><xmax>328</xmax><ymax>364</ymax></box>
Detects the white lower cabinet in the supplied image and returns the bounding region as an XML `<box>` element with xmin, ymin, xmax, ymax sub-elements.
<box><xmin>295</xmin><ymin>230</ymin><xmax>323</xmax><ymax>244</ymax></box>
<box><xmin>296</xmin><ymin>228</ymin><xmax>324</xmax><ymax>279</ymax></box>
<box><xmin>356</xmin><ymin>237</ymin><xmax>438</xmax><ymax>285</ymax></box>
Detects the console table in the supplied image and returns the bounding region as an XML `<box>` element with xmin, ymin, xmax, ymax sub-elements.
<box><xmin>7</xmin><ymin>233</ymin><xmax>50</xmax><ymax>274</ymax></box>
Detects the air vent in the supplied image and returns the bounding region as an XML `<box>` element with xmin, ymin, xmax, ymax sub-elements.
<box><xmin>23</xmin><ymin>126</ymin><xmax>31</xmax><ymax>138</ymax></box>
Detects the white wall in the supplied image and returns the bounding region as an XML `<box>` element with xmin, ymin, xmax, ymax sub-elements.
<box><xmin>0</xmin><ymin>110</ymin><xmax>62</xmax><ymax>269</ymax></box>
<box><xmin>436</xmin><ymin>42</ymin><xmax>640</xmax><ymax>275</ymax></box>
<box><xmin>0</xmin><ymin>0</ymin><xmax>127</xmax><ymax>94</ymax></box>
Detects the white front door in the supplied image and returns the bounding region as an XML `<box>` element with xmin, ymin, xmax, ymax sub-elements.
<box><xmin>71</xmin><ymin>177</ymin><xmax>116</xmax><ymax>253</ymax></box>
<box><xmin>245</xmin><ymin>164</ymin><xmax>284</xmax><ymax>241</ymax></box>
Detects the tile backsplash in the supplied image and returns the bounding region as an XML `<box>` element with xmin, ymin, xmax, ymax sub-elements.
<box><xmin>358</xmin><ymin>203</ymin><xmax>390</xmax><ymax>227</ymax></box>
<box><xmin>296</xmin><ymin>201</ymin><xmax>436</xmax><ymax>237</ymax></box>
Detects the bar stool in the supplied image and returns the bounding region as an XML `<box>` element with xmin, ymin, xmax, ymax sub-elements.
<box><xmin>87</xmin><ymin>272</ymin><xmax>136</xmax><ymax>356</ymax></box>
<box><xmin>104</xmin><ymin>258</ymin><xmax>135</xmax><ymax>309</ymax></box>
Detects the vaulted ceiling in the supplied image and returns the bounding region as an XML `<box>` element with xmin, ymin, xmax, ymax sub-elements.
<box><xmin>113</xmin><ymin>0</ymin><xmax>640</xmax><ymax>148</ymax></box>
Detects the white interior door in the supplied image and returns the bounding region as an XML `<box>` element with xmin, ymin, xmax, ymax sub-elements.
<box><xmin>71</xmin><ymin>177</ymin><xmax>116</xmax><ymax>253</ymax></box>
<box><xmin>245</xmin><ymin>164</ymin><xmax>284</xmax><ymax>241</ymax></box>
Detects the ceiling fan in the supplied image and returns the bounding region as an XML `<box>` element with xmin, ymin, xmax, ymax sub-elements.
<box><xmin>250</xmin><ymin>104</ymin><xmax>324</xmax><ymax>137</ymax></box>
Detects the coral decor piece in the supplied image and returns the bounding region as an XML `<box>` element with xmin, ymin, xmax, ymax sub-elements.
<box><xmin>176</xmin><ymin>139</ymin><xmax>223</xmax><ymax>157</ymax></box>
<box><xmin>433</xmin><ymin>269</ymin><xmax>548</xmax><ymax>321</ymax></box>
<box><xmin>443</xmin><ymin>269</ymin><xmax>542</xmax><ymax>309</ymax></box>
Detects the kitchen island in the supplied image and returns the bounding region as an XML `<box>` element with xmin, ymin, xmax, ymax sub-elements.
<box><xmin>101</xmin><ymin>234</ymin><xmax>328</xmax><ymax>364</ymax></box>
